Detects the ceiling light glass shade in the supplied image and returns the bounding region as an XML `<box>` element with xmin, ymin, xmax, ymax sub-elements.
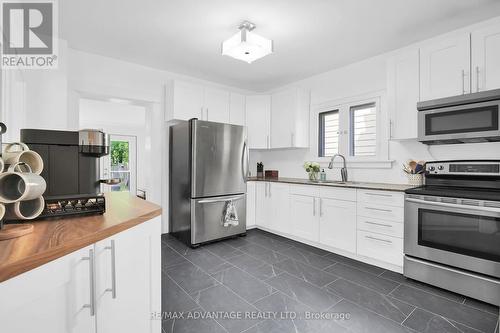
<box><xmin>222</xmin><ymin>28</ymin><xmax>273</xmax><ymax>63</ymax></box>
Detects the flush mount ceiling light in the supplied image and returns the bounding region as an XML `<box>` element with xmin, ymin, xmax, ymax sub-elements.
<box><xmin>222</xmin><ymin>21</ymin><xmax>273</xmax><ymax>64</ymax></box>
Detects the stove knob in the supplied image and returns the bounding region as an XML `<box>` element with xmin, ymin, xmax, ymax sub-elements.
<box><xmin>429</xmin><ymin>166</ymin><xmax>435</xmax><ymax>171</ymax></box>
<box><xmin>438</xmin><ymin>165</ymin><xmax>444</xmax><ymax>171</ymax></box>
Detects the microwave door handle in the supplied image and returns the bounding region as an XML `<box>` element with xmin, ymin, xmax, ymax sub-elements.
<box><xmin>406</xmin><ymin>198</ymin><xmax>500</xmax><ymax>214</ymax></box>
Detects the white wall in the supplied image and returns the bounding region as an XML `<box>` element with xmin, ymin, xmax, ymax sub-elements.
<box><xmin>250</xmin><ymin>47</ymin><xmax>500</xmax><ymax>184</ymax></box>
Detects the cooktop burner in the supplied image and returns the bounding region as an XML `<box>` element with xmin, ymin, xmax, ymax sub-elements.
<box><xmin>405</xmin><ymin>185</ymin><xmax>500</xmax><ymax>201</ymax></box>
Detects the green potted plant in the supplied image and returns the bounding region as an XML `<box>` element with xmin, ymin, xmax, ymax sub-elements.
<box><xmin>303</xmin><ymin>161</ymin><xmax>320</xmax><ymax>181</ymax></box>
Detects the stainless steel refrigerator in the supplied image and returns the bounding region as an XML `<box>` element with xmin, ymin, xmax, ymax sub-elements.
<box><xmin>169</xmin><ymin>119</ymin><xmax>249</xmax><ymax>246</ymax></box>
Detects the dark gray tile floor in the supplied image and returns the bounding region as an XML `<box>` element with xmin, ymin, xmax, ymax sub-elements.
<box><xmin>162</xmin><ymin>229</ymin><xmax>499</xmax><ymax>333</ymax></box>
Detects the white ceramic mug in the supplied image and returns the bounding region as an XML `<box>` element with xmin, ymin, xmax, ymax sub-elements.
<box><xmin>0</xmin><ymin>203</ymin><xmax>5</xmax><ymax>220</ymax></box>
<box><xmin>7</xmin><ymin>162</ymin><xmax>33</xmax><ymax>173</ymax></box>
<box><xmin>2</xmin><ymin>143</ymin><xmax>43</xmax><ymax>175</ymax></box>
<box><xmin>4</xmin><ymin>197</ymin><xmax>45</xmax><ymax>220</ymax></box>
<box><xmin>0</xmin><ymin>172</ymin><xmax>47</xmax><ymax>203</ymax></box>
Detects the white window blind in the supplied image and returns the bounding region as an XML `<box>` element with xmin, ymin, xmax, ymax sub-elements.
<box><xmin>319</xmin><ymin>110</ymin><xmax>339</xmax><ymax>157</ymax></box>
<box><xmin>350</xmin><ymin>103</ymin><xmax>377</xmax><ymax>156</ymax></box>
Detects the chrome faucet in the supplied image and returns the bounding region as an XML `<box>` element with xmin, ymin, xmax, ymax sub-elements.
<box><xmin>328</xmin><ymin>154</ymin><xmax>348</xmax><ymax>182</ymax></box>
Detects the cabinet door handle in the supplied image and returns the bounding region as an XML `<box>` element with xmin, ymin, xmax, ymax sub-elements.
<box><xmin>366</xmin><ymin>207</ymin><xmax>392</xmax><ymax>213</ymax></box>
<box><xmin>319</xmin><ymin>198</ymin><xmax>323</xmax><ymax>217</ymax></box>
<box><xmin>291</xmin><ymin>133</ymin><xmax>294</xmax><ymax>147</ymax></box>
<box><xmin>365</xmin><ymin>192</ymin><xmax>393</xmax><ymax>198</ymax></box>
<box><xmin>365</xmin><ymin>221</ymin><xmax>392</xmax><ymax>228</ymax></box>
<box><xmin>389</xmin><ymin>120</ymin><xmax>393</xmax><ymax>139</ymax></box>
<box><xmin>200</xmin><ymin>107</ymin><xmax>203</xmax><ymax>120</ymax></box>
<box><xmin>313</xmin><ymin>197</ymin><xmax>316</xmax><ymax>216</ymax></box>
<box><xmin>206</xmin><ymin>108</ymin><xmax>209</xmax><ymax>120</ymax></box>
<box><xmin>365</xmin><ymin>235</ymin><xmax>392</xmax><ymax>244</ymax></box>
<box><xmin>461</xmin><ymin>70</ymin><xmax>470</xmax><ymax>94</ymax></box>
<box><xmin>268</xmin><ymin>183</ymin><xmax>271</xmax><ymax>198</ymax></box>
<box><xmin>266</xmin><ymin>135</ymin><xmax>270</xmax><ymax>149</ymax></box>
<box><xmin>104</xmin><ymin>240</ymin><xmax>117</xmax><ymax>299</ymax></box>
<box><xmin>82</xmin><ymin>249</ymin><xmax>96</xmax><ymax>316</ymax></box>
<box><xmin>475</xmin><ymin>66</ymin><xmax>480</xmax><ymax>92</ymax></box>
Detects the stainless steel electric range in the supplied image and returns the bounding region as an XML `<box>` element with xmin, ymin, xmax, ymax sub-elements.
<box><xmin>404</xmin><ymin>160</ymin><xmax>500</xmax><ymax>306</ymax></box>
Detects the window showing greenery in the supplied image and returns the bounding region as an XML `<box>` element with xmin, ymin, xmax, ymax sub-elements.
<box><xmin>111</xmin><ymin>141</ymin><xmax>129</xmax><ymax>167</ymax></box>
<box><xmin>110</xmin><ymin>140</ymin><xmax>131</xmax><ymax>191</ymax></box>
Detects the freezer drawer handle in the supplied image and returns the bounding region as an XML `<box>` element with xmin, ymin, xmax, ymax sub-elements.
<box><xmin>198</xmin><ymin>195</ymin><xmax>245</xmax><ymax>204</ymax></box>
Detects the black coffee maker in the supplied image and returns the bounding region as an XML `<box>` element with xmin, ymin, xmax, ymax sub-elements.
<box><xmin>21</xmin><ymin>129</ymin><xmax>111</xmax><ymax>218</ymax></box>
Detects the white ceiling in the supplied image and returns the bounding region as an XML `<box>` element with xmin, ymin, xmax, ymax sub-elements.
<box><xmin>61</xmin><ymin>0</ymin><xmax>500</xmax><ymax>91</ymax></box>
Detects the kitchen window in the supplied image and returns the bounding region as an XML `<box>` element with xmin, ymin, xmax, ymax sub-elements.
<box><xmin>350</xmin><ymin>102</ymin><xmax>377</xmax><ymax>156</ymax></box>
<box><xmin>318</xmin><ymin>110</ymin><xmax>340</xmax><ymax>157</ymax></box>
<box><xmin>316</xmin><ymin>95</ymin><xmax>388</xmax><ymax>166</ymax></box>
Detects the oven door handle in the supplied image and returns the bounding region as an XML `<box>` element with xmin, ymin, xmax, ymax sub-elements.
<box><xmin>405</xmin><ymin>198</ymin><xmax>500</xmax><ymax>214</ymax></box>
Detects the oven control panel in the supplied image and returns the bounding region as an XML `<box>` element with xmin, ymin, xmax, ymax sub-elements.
<box><xmin>426</xmin><ymin>161</ymin><xmax>500</xmax><ymax>176</ymax></box>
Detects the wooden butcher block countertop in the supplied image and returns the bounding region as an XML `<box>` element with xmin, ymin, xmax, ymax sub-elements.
<box><xmin>0</xmin><ymin>192</ymin><xmax>162</xmax><ymax>283</ymax></box>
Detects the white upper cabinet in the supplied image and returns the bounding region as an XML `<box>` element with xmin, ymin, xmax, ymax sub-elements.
<box><xmin>387</xmin><ymin>47</ymin><xmax>420</xmax><ymax>140</ymax></box>
<box><xmin>246</xmin><ymin>95</ymin><xmax>271</xmax><ymax>149</ymax></box>
<box><xmin>169</xmin><ymin>80</ymin><xmax>205</xmax><ymax>121</ymax></box>
<box><xmin>420</xmin><ymin>32</ymin><xmax>471</xmax><ymax>100</ymax></box>
<box><xmin>270</xmin><ymin>88</ymin><xmax>310</xmax><ymax>149</ymax></box>
<box><xmin>204</xmin><ymin>87</ymin><xmax>230</xmax><ymax>123</ymax></box>
<box><xmin>166</xmin><ymin>80</ymin><xmax>231</xmax><ymax>123</ymax></box>
<box><xmin>229</xmin><ymin>93</ymin><xmax>246</xmax><ymax>126</ymax></box>
<box><xmin>471</xmin><ymin>22</ymin><xmax>500</xmax><ymax>92</ymax></box>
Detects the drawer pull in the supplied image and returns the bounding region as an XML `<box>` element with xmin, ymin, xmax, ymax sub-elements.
<box><xmin>365</xmin><ymin>235</ymin><xmax>392</xmax><ymax>244</ymax></box>
<box><xmin>365</xmin><ymin>193</ymin><xmax>393</xmax><ymax>197</ymax></box>
<box><xmin>365</xmin><ymin>221</ymin><xmax>392</xmax><ymax>228</ymax></box>
<box><xmin>366</xmin><ymin>207</ymin><xmax>392</xmax><ymax>213</ymax></box>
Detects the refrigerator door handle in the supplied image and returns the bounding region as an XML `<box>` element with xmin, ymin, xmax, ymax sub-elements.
<box><xmin>241</xmin><ymin>141</ymin><xmax>249</xmax><ymax>183</ymax></box>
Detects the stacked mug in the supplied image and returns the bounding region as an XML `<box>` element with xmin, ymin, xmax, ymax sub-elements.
<box><xmin>0</xmin><ymin>143</ymin><xmax>46</xmax><ymax>221</ymax></box>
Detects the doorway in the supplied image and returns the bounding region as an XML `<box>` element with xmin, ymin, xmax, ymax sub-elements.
<box><xmin>100</xmin><ymin>134</ymin><xmax>137</xmax><ymax>194</ymax></box>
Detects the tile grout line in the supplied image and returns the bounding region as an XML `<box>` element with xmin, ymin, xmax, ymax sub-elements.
<box><xmin>164</xmin><ymin>272</ymin><xmax>229</xmax><ymax>333</ymax></box>
<box><xmin>165</xmin><ymin>234</ymin><xmax>497</xmax><ymax>332</ymax></box>
<box><xmin>400</xmin><ymin>306</ymin><xmax>417</xmax><ymax>327</ymax></box>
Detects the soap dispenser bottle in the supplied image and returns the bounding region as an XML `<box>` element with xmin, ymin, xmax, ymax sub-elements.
<box><xmin>320</xmin><ymin>168</ymin><xmax>326</xmax><ymax>181</ymax></box>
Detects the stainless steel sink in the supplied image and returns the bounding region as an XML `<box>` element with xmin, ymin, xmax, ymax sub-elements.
<box><xmin>309</xmin><ymin>180</ymin><xmax>360</xmax><ymax>185</ymax></box>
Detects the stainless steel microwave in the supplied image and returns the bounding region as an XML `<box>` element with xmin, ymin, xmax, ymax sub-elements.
<box><xmin>418</xmin><ymin>89</ymin><xmax>500</xmax><ymax>145</ymax></box>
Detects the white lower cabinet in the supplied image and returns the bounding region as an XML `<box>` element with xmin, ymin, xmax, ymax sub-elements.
<box><xmin>255</xmin><ymin>182</ymin><xmax>290</xmax><ymax>234</ymax></box>
<box><xmin>0</xmin><ymin>245</ymin><xmax>96</xmax><ymax>333</ymax></box>
<box><xmin>290</xmin><ymin>194</ymin><xmax>319</xmax><ymax>243</ymax></box>
<box><xmin>255</xmin><ymin>182</ymin><xmax>271</xmax><ymax>229</ymax></box>
<box><xmin>250</xmin><ymin>181</ymin><xmax>405</xmax><ymax>270</ymax></box>
<box><xmin>357</xmin><ymin>230</ymin><xmax>404</xmax><ymax>267</ymax></box>
<box><xmin>0</xmin><ymin>217</ymin><xmax>161</xmax><ymax>333</ymax></box>
<box><xmin>246</xmin><ymin>182</ymin><xmax>256</xmax><ymax>227</ymax></box>
<box><xmin>95</xmin><ymin>218</ymin><xmax>161</xmax><ymax>333</ymax></box>
<box><xmin>319</xmin><ymin>198</ymin><xmax>356</xmax><ymax>253</ymax></box>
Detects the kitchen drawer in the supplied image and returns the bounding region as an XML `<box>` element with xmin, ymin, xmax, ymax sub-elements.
<box><xmin>356</xmin><ymin>190</ymin><xmax>404</xmax><ymax>207</ymax></box>
<box><xmin>357</xmin><ymin>203</ymin><xmax>404</xmax><ymax>222</ymax></box>
<box><xmin>289</xmin><ymin>184</ymin><xmax>320</xmax><ymax>197</ymax></box>
<box><xmin>357</xmin><ymin>217</ymin><xmax>403</xmax><ymax>239</ymax></box>
<box><xmin>320</xmin><ymin>187</ymin><xmax>356</xmax><ymax>201</ymax></box>
<box><xmin>357</xmin><ymin>230</ymin><xmax>403</xmax><ymax>267</ymax></box>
